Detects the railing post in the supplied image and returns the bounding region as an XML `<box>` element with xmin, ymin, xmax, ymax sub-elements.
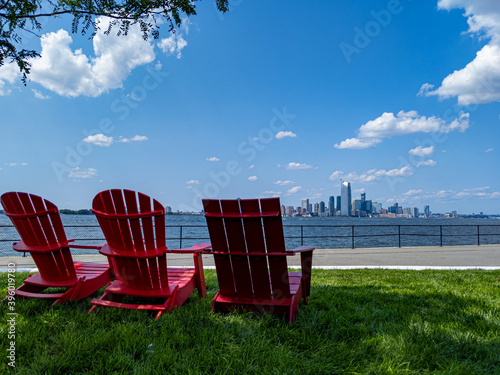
<box><xmin>477</xmin><ymin>225</ymin><xmax>480</xmax><ymax>246</ymax></box>
<box><xmin>179</xmin><ymin>225</ymin><xmax>183</xmax><ymax>249</ymax></box>
<box><xmin>398</xmin><ymin>225</ymin><xmax>401</xmax><ymax>248</ymax></box>
<box><xmin>301</xmin><ymin>225</ymin><xmax>304</xmax><ymax>246</ymax></box>
<box><xmin>440</xmin><ymin>225</ymin><xmax>443</xmax><ymax>247</ymax></box>
<box><xmin>352</xmin><ymin>226</ymin><xmax>355</xmax><ymax>249</ymax></box>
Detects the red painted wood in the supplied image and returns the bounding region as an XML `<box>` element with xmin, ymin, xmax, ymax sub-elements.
<box><xmin>203</xmin><ymin>197</ymin><xmax>315</xmax><ymax>322</ymax></box>
<box><xmin>1</xmin><ymin>192</ymin><xmax>111</xmax><ymax>303</ymax></box>
<box><xmin>239</xmin><ymin>199</ymin><xmax>271</xmax><ymax>299</ymax></box>
<box><xmin>90</xmin><ymin>189</ymin><xmax>206</xmax><ymax>318</ymax></box>
<box><xmin>260</xmin><ymin>198</ymin><xmax>290</xmax><ymax>299</ymax></box>
<box><xmin>220</xmin><ymin>199</ymin><xmax>253</xmax><ymax>298</ymax></box>
<box><xmin>203</xmin><ymin>199</ymin><xmax>236</xmax><ymax>297</ymax></box>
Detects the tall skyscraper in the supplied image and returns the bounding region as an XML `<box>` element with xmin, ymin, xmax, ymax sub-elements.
<box><xmin>328</xmin><ymin>196</ymin><xmax>335</xmax><ymax>215</ymax></box>
<box><xmin>341</xmin><ymin>181</ymin><xmax>352</xmax><ymax>216</ymax></box>
<box><xmin>336</xmin><ymin>196</ymin><xmax>341</xmax><ymax>212</ymax></box>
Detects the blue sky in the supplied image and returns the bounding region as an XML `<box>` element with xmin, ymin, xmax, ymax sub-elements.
<box><xmin>1</xmin><ymin>0</ymin><xmax>499</xmax><ymax>214</ymax></box>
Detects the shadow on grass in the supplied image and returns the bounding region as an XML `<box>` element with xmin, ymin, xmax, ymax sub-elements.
<box><xmin>1</xmin><ymin>270</ymin><xmax>499</xmax><ymax>374</ymax></box>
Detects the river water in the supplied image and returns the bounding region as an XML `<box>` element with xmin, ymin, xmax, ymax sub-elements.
<box><xmin>1</xmin><ymin>214</ymin><xmax>499</xmax><ymax>256</ymax></box>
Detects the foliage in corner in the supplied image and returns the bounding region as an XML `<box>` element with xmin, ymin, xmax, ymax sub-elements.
<box><xmin>0</xmin><ymin>0</ymin><xmax>229</xmax><ymax>83</ymax></box>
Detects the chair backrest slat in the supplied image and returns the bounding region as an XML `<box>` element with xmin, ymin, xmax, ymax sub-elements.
<box><xmin>240</xmin><ymin>199</ymin><xmax>272</xmax><ymax>299</ymax></box>
<box><xmin>0</xmin><ymin>192</ymin><xmax>76</xmax><ymax>282</ymax></box>
<box><xmin>93</xmin><ymin>190</ymin><xmax>169</xmax><ymax>291</ymax></box>
<box><xmin>202</xmin><ymin>199</ymin><xmax>236</xmax><ymax>297</ymax></box>
<box><xmin>220</xmin><ymin>200</ymin><xmax>253</xmax><ymax>298</ymax></box>
<box><xmin>260</xmin><ymin>198</ymin><xmax>290</xmax><ymax>298</ymax></box>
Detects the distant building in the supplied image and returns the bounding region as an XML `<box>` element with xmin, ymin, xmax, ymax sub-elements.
<box><xmin>328</xmin><ymin>196</ymin><xmax>335</xmax><ymax>215</ymax></box>
<box><xmin>301</xmin><ymin>199</ymin><xmax>309</xmax><ymax>214</ymax></box>
<box><xmin>364</xmin><ymin>200</ymin><xmax>372</xmax><ymax>214</ymax></box>
<box><xmin>165</xmin><ymin>206</ymin><xmax>172</xmax><ymax>213</ymax></box>
<box><xmin>341</xmin><ymin>181</ymin><xmax>352</xmax><ymax>216</ymax></box>
<box><xmin>424</xmin><ymin>205</ymin><xmax>430</xmax><ymax>217</ymax></box>
<box><xmin>313</xmin><ymin>202</ymin><xmax>319</xmax><ymax>214</ymax></box>
<box><xmin>353</xmin><ymin>199</ymin><xmax>362</xmax><ymax>212</ymax></box>
<box><xmin>388</xmin><ymin>203</ymin><xmax>399</xmax><ymax>215</ymax></box>
<box><xmin>336</xmin><ymin>196</ymin><xmax>341</xmax><ymax>212</ymax></box>
<box><xmin>411</xmin><ymin>207</ymin><xmax>419</xmax><ymax>218</ymax></box>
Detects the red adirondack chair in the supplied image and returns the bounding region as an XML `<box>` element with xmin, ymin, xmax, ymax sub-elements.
<box><xmin>202</xmin><ymin>198</ymin><xmax>315</xmax><ymax>323</ymax></box>
<box><xmin>89</xmin><ymin>189</ymin><xmax>208</xmax><ymax>320</ymax></box>
<box><xmin>1</xmin><ymin>192</ymin><xmax>112</xmax><ymax>303</ymax></box>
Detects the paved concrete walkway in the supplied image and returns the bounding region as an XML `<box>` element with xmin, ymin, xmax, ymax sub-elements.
<box><xmin>2</xmin><ymin>244</ymin><xmax>499</xmax><ymax>271</ymax></box>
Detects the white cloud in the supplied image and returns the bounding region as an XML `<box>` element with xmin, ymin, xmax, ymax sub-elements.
<box><xmin>281</xmin><ymin>162</ymin><xmax>315</xmax><ymax>170</ymax></box>
<box><xmin>416</xmin><ymin>159</ymin><xmax>437</xmax><ymax>167</ymax></box>
<box><xmin>68</xmin><ymin>167</ymin><xmax>97</xmax><ymax>178</ymax></box>
<box><xmin>249</xmin><ymin>165</ymin><xmax>255</xmax><ymax>169</ymax></box>
<box><xmin>287</xmin><ymin>186</ymin><xmax>302</xmax><ymax>195</ymax></box>
<box><xmin>29</xmin><ymin>17</ymin><xmax>155</xmax><ymax>97</ymax></box>
<box><xmin>32</xmin><ymin>89</ymin><xmax>50</xmax><ymax>99</ymax></box>
<box><xmin>336</xmin><ymin>111</ymin><xmax>469</xmax><ymax>149</ymax></box>
<box><xmin>83</xmin><ymin>133</ymin><xmax>148</xmax><ymax>146</ymax></box>
<box><xmin>0</xmin><ymin>63</ymin><xmax>20</xmax><ymax>96</ymax></box>
<box><xmin>420</xmin><ymin>1</ymin><xmax>500</xmax><ymax>104</ymax></box>
<box><xmin>248</xmin><ymin>176</ymin><xmax>258</xmax><ymax>181</ymax></box>
<box><xmin>83</xmin><ymin>134</ymin><xmax>114</xmax><ymax>147</ymax></box>
<box><xmin>485</xmin><ymin>147</ymin><xmax>494</xmax><ymax>152</ymax></box>
<box><xmin>463</xmin><ymin>186</ymin><xmax>490</xmax><ymax>192</ymax></box>
<box><xmin>186</xmin><ymin>180</ymin><xmax>200</xmax><ymax>185</ymax></box>
<box><xmin>4</xmin><ymin>162</ymin><xmax>28</xmax><ymax>167</ymax></box>
<box><xmin>423</xmin><ymin>186</ymin><xmax>499</xmax><ymax>200</ymax></box>
<box><xmin>206</xmin><ymin>157</ymin><xmax>220</xmax><ymax>162</ymax></box>
<box><xmin>117</xmin><ymin>135</ymin><xmax>149</xmax><ymax>143</ymax></box>
<box><xmin>275</xmin><ymin>131</ymin><xmax>297</xmax><ymax>139</ymax></box>
<box><xmin>334</xmin><ymin>138</ymin><xmax>382</xmax><ymax>150</ymax></box>
<box><xmin>403</xmin><ymin>189</ymin><xmax>423</xmax><ymax>196</ymax></box>
<box><xmin>328</xmin><ymin>165</ymin><xmax>414</xmax><ymax>184</ymax></box>
<box><xmin>262</xmin><ymin>191</ymin><xmax>281</xmax><ymax>197</ymax></box>
<box><xmin>274</xmin><ymin>180</ymin><xmax>295</xmax><ymax>186</ymax></box>
<box><xmin>157</xmin><ymin>21</ymin><xmax>189</xmax><ymax>59</ymax></box>
<box><xmin>409</xmin><ymin>146</ymin><xmax>434</xmax><ymax>157</ymax></box>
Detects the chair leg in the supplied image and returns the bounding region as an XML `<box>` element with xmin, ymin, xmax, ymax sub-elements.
<box><xmin>193</xmin><ymin>253</ymin><xmax>207</xmax><ymax>298</ymax></box>
<box><xmin>88</xmin><ymin>285</ymin><xmax>119</xmax><ymax>314</ymax></box>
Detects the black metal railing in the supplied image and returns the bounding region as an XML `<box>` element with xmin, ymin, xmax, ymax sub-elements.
<box><xmin>1</xmin><ymin>223</ymin><xmax>499</xmax><ymax>256</ymax></box>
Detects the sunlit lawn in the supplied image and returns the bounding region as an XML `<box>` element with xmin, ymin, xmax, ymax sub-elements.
<box><xmin>1</xmin><ymin>269</ymin><xmax>499</xmax><ymax>374</ymax></box>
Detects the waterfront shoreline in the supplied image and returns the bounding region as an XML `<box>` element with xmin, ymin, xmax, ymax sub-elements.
<box><xmin>2</xmin><ymin>244</ymin><xmax>499</xmax><ymax>271</ymax></box>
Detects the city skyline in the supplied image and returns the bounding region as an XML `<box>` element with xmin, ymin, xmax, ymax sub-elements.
<box><xmin>1</xmin><ymin>1</ymin><xmax>499</xmax><ymax>213</ymax></box>
<box><xmin>281</xmin><ymin>180</ymin><xmax>485</xmax><ymax>217</ymax></box>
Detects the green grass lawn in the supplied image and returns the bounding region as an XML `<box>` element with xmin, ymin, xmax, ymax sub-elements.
<box><xmin>1</xmin><ymin>269</ymin><xmax>499</xmax><ymax>374</ymax></box>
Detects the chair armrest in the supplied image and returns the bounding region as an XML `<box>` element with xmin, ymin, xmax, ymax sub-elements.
<box><xmin>13</xmin><ymin>239</ymin><xmax>75</xmax><ymax>253</ymax></box>
<box><xmin>69</xmin><ymin>243</ymin><xmax>104</xmax><ymax>250</ymax></box>
<box><xmin>286</xmin><ymin>246</ymin><xmax>316</xmax><ymax>253</ymax></box>
<box><xmin>99</xmin><ymin>244</ymin><xmax>167</xmax><ymax>259</ymax></box>
<box><xmin>168</xmin><ymin>243</ymin><xmax>212</xmax><ymax>254</ymax></box>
